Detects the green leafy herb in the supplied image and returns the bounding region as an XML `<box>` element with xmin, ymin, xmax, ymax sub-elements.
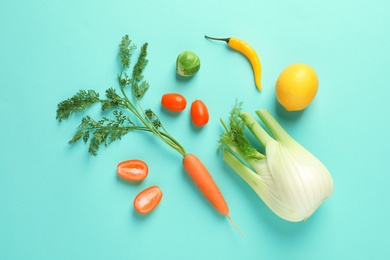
<box><xmin>56</xmin><ymin>35</ymin><xmax>186</xmax><ymax>157</ymax></box>
<box><xmin>68</xmin><ymin>110</ymin><xmax>134</xmax><ymax>156</ymax></box>
<box><xmin>56</xmin><ymin>90</ymin><xmax>100</xmax><ymax>122</ymax></box>
<box><xmin>218</xmin><ymin>101</ymin><xmax>264</xmax><ymax>160</ymax></box>
<box><xmin>118</xmin><ymin>35</ymin><xmax>136</xmax><ymax>68</ymax></box>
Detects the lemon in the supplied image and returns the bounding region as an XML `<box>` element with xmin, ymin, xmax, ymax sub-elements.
<box><xmin>276</xmin><ymin>63</ymin><xmax>318</xmax><ymax>111</ymax></box>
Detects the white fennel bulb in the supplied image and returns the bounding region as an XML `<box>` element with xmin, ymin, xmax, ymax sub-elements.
<box><xmin>219</xmin><ymin>103</ymin><xmax>334</xmax><ymax>222</ymax></box>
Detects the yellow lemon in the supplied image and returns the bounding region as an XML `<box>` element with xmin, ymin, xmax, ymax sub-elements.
<box><xmin>276</xmin><ymin>63</ymin><xmax>318</xmax><ymax>111</ymax></box>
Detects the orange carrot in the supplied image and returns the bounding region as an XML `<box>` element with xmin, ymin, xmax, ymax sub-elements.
<box><xmin>182</xmin><ymin>154</ymin><xmax>244</xmax><ymax>235</ymax></box>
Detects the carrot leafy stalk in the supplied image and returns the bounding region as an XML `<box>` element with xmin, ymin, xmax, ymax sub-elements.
<box><xmin>56</xmin><ymin>35</ymin><xmax>186</xmax><ymax>157</ymax></box>
<box><xmin>56</xmin><ymin>35</ymin><xmax>242</xmax><ymax>234</ymax></box>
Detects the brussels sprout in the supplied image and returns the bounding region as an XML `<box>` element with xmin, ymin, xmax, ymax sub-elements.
<box><xmin>176</xmin><ymin>51</ymin><xmax>200</xmax><ymax>77</ymax></box>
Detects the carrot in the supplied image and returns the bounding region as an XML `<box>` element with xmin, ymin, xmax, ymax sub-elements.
<box><xmin>183</xmin><ymin>154</ymin><xmax>244</xmax><ymax>235</ymax></box>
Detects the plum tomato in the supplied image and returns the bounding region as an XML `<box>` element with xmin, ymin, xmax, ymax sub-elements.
<box><xmin>133</xmin><ymin>186</ymin><xmax>163</xmax><ymax>214</ymax></box>
<box><xmin>190</xmin><ymin>100</ymin><xmax>209</xmax><ymax>127</ymax></box>
<box><xmin>161</xmin><ymin>93</ymin><xmax>187</xmax><ymax>112</ymax></box>
<box><xmin>117</xmin><ymin>159</ymin><xmax>148</xmax><ymax>181</ymax></box>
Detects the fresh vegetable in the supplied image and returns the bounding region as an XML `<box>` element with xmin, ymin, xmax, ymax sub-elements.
<box><xmin>117</xmin><ymin>159</ymin><xmax>148</xmax><ymax>181</ymax></box>
<box><xmin>134</xmin><ymin>186</ymin><xmax>163</xmax><ymax>214</ymax></box>
<box><xmin>56</xmin><ymin>36</ymin><xmax>233</xmax><ymax>225</ymax></box>
<box><xmin>205</xmin><ymin>35</ymin><xmax>262</xmax><ymax>90</ymax></box>
<box><xmin>183</xmin><ymin>154</ymin><xmax>228</xmax><ymax>214</ymax></box>
<box><xmin>161</xmin><ymin>93</ymin><xmax>187</xmax><ymax>112</ymax></box>
<box><xmin>190</xmin><ymin>100</ymin><xmax>209</xmax><ymax>127</ymax></box>
<box><xmin>183</xmin><ymin>154</ymin><xmax>244</xmax><ymax>235</ymax></box>
<box><xmin>276</xmin><ymin>63</ymin><xmax>318</xmax><ymax>111</ymax></box>
<box><xmin>176</xmin><ymin>50</ymin><xmax>200</xmax><ymax>77</ymax></box>
<box><xmin>218</xmin><ymin>102</ymin><xmax>334</xmax><ymax>222</ymax></box>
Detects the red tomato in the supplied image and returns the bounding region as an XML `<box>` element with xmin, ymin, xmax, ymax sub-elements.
<box><xmin>161</xmin><ymin>93</ymin><xmax>187</xmax><ymax>112</ymax></box>
<box><xmin>190</xmin><ymin>100</ymin><xmax>209</xmax><ymax>127</ymax></box>
<box><xmin>117</xmin><ymin>159</ymin><xmax>148</xmax><ymax>181</ymax></box>
<box><xmin>133</xmin><ymin>186</ymin><xmax>163</xmax><ymax>214</ymax></box>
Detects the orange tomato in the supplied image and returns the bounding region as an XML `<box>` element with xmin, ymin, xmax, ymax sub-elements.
<box><xmin>117</xmin><ymin>159</ymin><xmax>148</xmax><ymax>181</ymax></box>
<box><xmin>190</xmin><ymin>100</ymin><xmax>209</xmax><ymax>127</ymax></box>
<box><xmin>161</xmin><ymin>93</ymin><xmax>187</xmax><ymax>112</ymax></box>
<box><xmin>133</xmin><ymin>186</ymin><xmax>163</xmax><ymax>214</ymax></box>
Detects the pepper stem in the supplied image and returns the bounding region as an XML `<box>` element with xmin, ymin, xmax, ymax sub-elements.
<box><xmin>204</xmin><ymin>35</ymin><xmax>230</xmax><ymax>43</ymax></box>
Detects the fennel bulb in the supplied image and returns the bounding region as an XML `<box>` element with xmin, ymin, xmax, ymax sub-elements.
<box><xmin>218</xmin><ymin>103</ymin><xmax>334</xmax><ymax>222</ymax></box>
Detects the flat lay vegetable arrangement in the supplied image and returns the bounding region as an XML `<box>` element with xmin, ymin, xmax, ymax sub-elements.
<box><xmin>56</xmin><ymin>34</ymin><xmax>333</xmax><ymax>233</ymax></box>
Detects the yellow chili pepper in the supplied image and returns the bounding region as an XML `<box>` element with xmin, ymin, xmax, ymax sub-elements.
<box><xmin>205</xmin><ymin>35</ymin><xmax>262</xmax><ymax>91</ymax></box>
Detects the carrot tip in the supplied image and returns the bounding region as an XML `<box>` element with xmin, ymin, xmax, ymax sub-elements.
<box><xmin>227</xmin><ymin>214</ymin><xmax>245</xmax><ymax>236</ymax></box>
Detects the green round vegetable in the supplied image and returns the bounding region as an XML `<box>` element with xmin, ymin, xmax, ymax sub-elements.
<box><xmin>176</xmin><ymin>51</ymin><xmax>200</xmax><ymax>77</ymax></box>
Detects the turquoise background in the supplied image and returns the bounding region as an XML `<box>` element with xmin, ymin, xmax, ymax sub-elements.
<box><xmin>1</xmin><ymin>0</ymin><xmax>389</xmax><ymax>259</ymax></box>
